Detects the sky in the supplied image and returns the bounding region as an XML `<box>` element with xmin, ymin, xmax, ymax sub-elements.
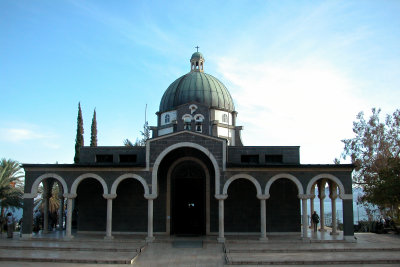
<box><xmin>1</xmin><ymin>0</ymin><xmax>399</xmax><ymax>165</ymax></box>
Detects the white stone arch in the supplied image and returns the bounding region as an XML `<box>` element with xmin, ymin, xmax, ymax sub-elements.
<box><xmin>70</xmin><ymin>173</ymin><xmax>108</xmax><ymax>195</ymax></box>
<box><xmin>110</xmin><ymin>174</ymin><xmax>149</xmax><ymax>196</ymax></box>
<box><xmin>306</xmin><ymin>173</ymin><xmax>346</xmax><ymax>197</ymax></box>
<box><xmin>222</xmin><ymin>174</ymin><xmax>262</xmax><ymax>196</ymax></box>
<box><xmin>28</xmin><ymin>173</ymin><xmax>68</xmax><ymax>198</ymax></box>
<box><xmin>152</xmin><ymin>142</ymin><xmax>221</xmax><ymax>196</ymax></box>
<box><xmin>265</xmin><ymin>173</ymin><xmax>304</xmax><ymax>197</ymax></box>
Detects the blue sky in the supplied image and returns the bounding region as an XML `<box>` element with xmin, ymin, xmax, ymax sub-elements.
<box><xmin>1</xmin><ymin>0</ymin><xmax>399</xmax><ymax>164</ymax></box>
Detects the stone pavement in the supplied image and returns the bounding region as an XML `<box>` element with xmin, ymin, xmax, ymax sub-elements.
<box><xmin>0</xmin><ymin>231</ymin><xmax>399</xmax><ymax>266</ymax></box>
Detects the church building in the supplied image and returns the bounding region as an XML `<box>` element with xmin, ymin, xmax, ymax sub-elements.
<box><xmin>21</xmin><ymin>51</ymin><xmax>355</xmax><ymax>242</ymax></box>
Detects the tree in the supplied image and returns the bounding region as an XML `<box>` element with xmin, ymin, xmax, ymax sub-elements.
<box><xmin>74</xmin><ymin>102</ymin><xmax>84</xmax><ymax>163</ymax></box>
<box><xmin>0</xmin><ymin>159</ymin><xmax>24</xmax><ymax>219</ymax></box>
<box><xmin>341</xmin><ymin>108</ymin><xmax>400</xmax><ymax>222</ymax></box>
<box><xmin>124</xmin><ymin>121</ymin><xmax>151</xmax><ymax>147</ymax></box>
<box><xmin>90</xmin><ymin>109</ymin><xmax>97</xmax><ymax>147</ymax></box>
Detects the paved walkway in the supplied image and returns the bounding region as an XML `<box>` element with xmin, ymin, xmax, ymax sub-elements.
<box><xmin>0</xmin><ymin>231</ymin><xmax>399</xmax><ymax>266</ymax></box>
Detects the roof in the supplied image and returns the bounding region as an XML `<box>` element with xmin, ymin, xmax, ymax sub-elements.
<box><xmin>191</xmin><ymin>51</ymin><xmax>204</xmax><ymax>60</ymax></box>
<box><xmin>159</xmin><ymin>71</ymin><xmax>235</xmax><ymax>112</ymax></box>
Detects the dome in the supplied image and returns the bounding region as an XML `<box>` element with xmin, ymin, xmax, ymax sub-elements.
<box><xmin>191</xmin><ymin>52</ymin><xmax>204</xmax><ymax>60</ymax></box>
<box><xmin>159</xmin><ymin>64</ymin><xmax>235</xmax><ymax>113</ymax></box>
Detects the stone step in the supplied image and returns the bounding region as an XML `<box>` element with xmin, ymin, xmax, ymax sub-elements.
<box><xmin>0</xmin><ymin>240</ymin><xmax>145</xmax><ymax>252</ymax></box>
<box><xmin>0</xmin><ymin>248</ymin><xmax>138</xmax><ymax>264</ymax></box>
<box><xmin>0</xmin><ymin>244</ymin><xmax>141</xmax><ymax>252</ymax></box>
<box><xmin>226</xmin><ymin>247</ymin><xmax>400</xmax><ymax>253</ymax></box>
<box><xmin>226</xmin><ymin>251</ymin><xmax>400</xmax><ymax>265</ymax></box>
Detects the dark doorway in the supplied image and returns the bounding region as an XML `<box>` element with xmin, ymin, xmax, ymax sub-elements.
<box><xmin>266</xmin><ymin>178</ymin><xmax>300</xmax><ymax>232</ymax></box>
<box><xmin>171</xmin><ymin>161</ymin><xmax>205</xmax><ymax>235</ymax></box>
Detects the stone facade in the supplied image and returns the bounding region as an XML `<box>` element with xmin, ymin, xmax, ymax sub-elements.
<box><xmin>21</xmin><ymin>51</ymin><xmax>355</xmax><ymax>242</ymax></box>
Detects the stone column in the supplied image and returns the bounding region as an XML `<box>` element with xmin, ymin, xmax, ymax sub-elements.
<box><xmin>329</xmin><ymin>183</ymin><xmax>339</xmax><ymax>235</ymax></box>
<box><xmin>42</xmin><ymin>191</ymin><xmax>50</xmax><ymax>234</ymax></box>
<box><xmin>318</xmin><ymin>180</ymin><xmax>327</xmax><ymax>232</ymax></box>
<box><xmin>309</xmin><ymin>185</ymin><xmax>315</xmax><ymax>229</ymax></box>
<box><xmin>342</xmin><ymin>196</ymin><xmax>355</xmax><ymax>241</ymax></box>
<box><xmin>215</xmin><ymin>194</ymin><xmax>227</xmax><ymax>243</ymax></box>
<box><xmin>145</xmin><ymin>194</ymin><xmax>157</xmax><ymax>242</ymax></box>
<box><xmin>103</xmin><ymin>194</ymin><xmax>117</xmax><ymax>240</ymax></box>
<box><xmin>299</xmin><ymin>194</ymin><xmax>309</xmax><ymax>239</ymax></box>
<box><xmin>57</xmin><ymin>192</ymin><xmax>64</xmax><ymax>231</ymax></box>
<box><xmin>257</xmin><ymin>195</ymin><xmax>269</xmax><ymax>241</ymax></box>
<box><xmin>64</xmin><ymin>194</ymin><xmax>76</xmax><ymax>240</ymax></box>
<box><xmin>21</xmin><ymin>196</ymin><xmax>34</xmax><ymax>238</ymax></box>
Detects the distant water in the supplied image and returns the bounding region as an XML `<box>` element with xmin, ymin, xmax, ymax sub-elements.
<box><xmin>301</xmin><ymin>187</ymin><xmax>369</xmax><ymax>224</ymax></box>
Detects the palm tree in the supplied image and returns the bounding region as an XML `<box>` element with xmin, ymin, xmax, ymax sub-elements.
<box><xmin>34</xmin><ymin>183</ymin><xmax>61</xmax><ymax>214</ymax></box>
<box><xmin>0</xmin><ymin>159</ymin><xmax>24</xmax><ymax>219</ymax></box>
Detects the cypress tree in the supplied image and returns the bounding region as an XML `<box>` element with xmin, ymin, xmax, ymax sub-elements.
<box><xmin>90</xmin><ymin>108</ymin><xmax>97</xmax><ymax>147</ymax></box>
<box><xmin>74</xmin><ymin>102</ymin><xmax>84</xmax><ymax>163</ymax></box>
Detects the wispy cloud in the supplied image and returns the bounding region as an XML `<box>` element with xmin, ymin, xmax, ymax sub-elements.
<box><xmin>0</xmin><ymin>128</ymin><xmax>46</xmax><ymax>142</ymax></box>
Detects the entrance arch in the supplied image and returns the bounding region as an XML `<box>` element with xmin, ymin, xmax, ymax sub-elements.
<box><xmin>155</xmin><ymin>146</ymin><xmax>215</xmax><ymax>236</ymax></box>
<box><xmin>170</xmin><ymin>160</ymin><xmax>206</xmax><ymax>235</ymax></box>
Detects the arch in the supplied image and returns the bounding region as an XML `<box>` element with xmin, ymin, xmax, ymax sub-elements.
<box><xmin>152</xmin><ymin>142</ymin><xmax>221</xmax><ymax>196</ymax></box>
<box><xmin>166</xmin><ymin>156</ymin><xmax>211</xmax><ymax>235</ymax></box>
<box><xmin>29</xmin><ymin>173</ymin><xmax>68</xmax><ymax>197</ymax></box>
<box><xmin>265</xmin><ymin>173</ymin><xmax>304</xmax><ymax>196</ymax></box>
<box><xmin>70</xmin><ymin>173</ymin><xmax>108</xmax><ymax>195</ymax></box>
<box><xmin>223</xmin><ymin>174</ymin><xmax>262</xmax><ymax>196</ymax></box>
<box><xmin>111</xmin><ymin>174</ymin><xmax>149</xmax><ymax>196</ymax></box>
<box><xmin>306</xmin><ymin>174</ymin><xmax>346</xmax><ymax>197</ymax></box>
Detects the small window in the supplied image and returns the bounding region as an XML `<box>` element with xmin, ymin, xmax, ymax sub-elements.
<box><xmin>119</xmin><ymin>154</ymin><xmax>137</xmax><ymax>163</ymax></box>
<box><xmin>165</xmin><ymin>114</ymin><xmax>170</xmax><ymax>124</ymax></box>
<box><xmin>183</xmin><ymin>117</ymin><xmax>192</xmax><ymax>130</ymax></box>
<box><xmin>265</xmin><ymin>155</ymin><xmax>283</xmax><ymax>164</ymax></box>
<box><xmin>196</xmin><ymin>122</ymin><xmax>202</xmax><ymax>132</ymax></box>
<box><xmin>241</xmin><ymin>155</ymin><xmax>259</xmax><ymax>164</ymax></box>
<box><xmin>184</xmin><ymin>122</ymin><xmax>191</xmax><ymax>130</ymax></box>
<box><xmin>222</xmin><ymin>114</ymin><xmax>228</xmax><ymax>123</ymax></box>
<box><xmin>96</xmin><ymin>154</ymin><xmax>113</xmax><ymax>163</ymax></box>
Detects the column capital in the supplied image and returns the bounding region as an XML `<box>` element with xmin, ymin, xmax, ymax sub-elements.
<box><xmin>257</xmin><ymin>194</ymin><xmax>270</xmax><ymax>200</ymax></box>
<box><xmin>103</xmin><ymin>194</ymin><xmax>117</xmax><ymax>199</ymax></box>
<box><xmin>318</xmin><ymin>193</ymin><xmax>326</xmax><ymax>199</ymax></box>
<box><xmin>298</xmin><ymin>194</ymin><xmax>313</xmax><ymax>200</ymax></box>
<box><xmin>329</xmin><ymin>192</ymin><xmax>338</xmax><ymax>200</ymax></box>
<box><xmin>23</xmin><ymin>193</ymin><xmax>36</xmax><ymax>199</ymax></box>
<box><xmin>215</xmin><ymin>194</ymin><xmax>228</xmax><ymax>200</ymax></box>
<box><xmin>63</xmin><ymin>193</ymin><xmax>77</xmax><ymax>199</ymax></box>
<box><xmin>144</xmin><ymin>194</ymin><xmax>157</xmax><ymax>200</ymax></box>
<box><xmin>339</xmin><ymin>193</ymin><xmax>353</xmax><ymax>200</ymax></box>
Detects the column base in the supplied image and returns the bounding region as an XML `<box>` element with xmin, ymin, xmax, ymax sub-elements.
<box><xmin>330</xmin><ymin>231</ymin><xmax>339</xmax><ymax>235</ymax></box>
<box><xmin>104</xmin><ymin>235</ymin><xmax>114</xmax><ymax>240</ymax></box>
<box><xmin>259</xmin><ymin>237</ymin><xmax>268</xmax><ymax>242</ymax></box>
<box><xmin>301</xmin><ymin>237</ymin><xmax>310</xmax><ymax>242</ymax></box>
<box><xmin>344</xmin><ymin>235</ymin><xmax>357</xmax><ymax>242</ymax></box>
<box><xmin>64</xmin><ymin>235</ymin><xmax>74</xmax><ymax>240</ymax></box>
<box><xmin>145</xmin><ymin>236</ymin><xmax>155</xmax><ymax>243</ymax></box>
<box><xmin>318</xmin><ymin>228</ymin><xmax>327</xmax><ymax>232</ymax></box>
<box><xmin>217</xmin><ymin>237</ymin><xmax>225</xmax><ymax>243</ymax></box>
<box><xmin>20</xmin><ymin>234</ymin><xmax>32</xmax><ymax>240</ymax></box>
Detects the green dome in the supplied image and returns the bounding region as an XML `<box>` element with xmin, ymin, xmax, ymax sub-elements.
<box><xmin>191</xmin><ymin>52</ymin><xmax>204</xmax><ymax>60</ymax></box>
<box><xmin>159</xmin><ymin>71</ymin><xmax>235</xmax><ymax>113</ymax></box>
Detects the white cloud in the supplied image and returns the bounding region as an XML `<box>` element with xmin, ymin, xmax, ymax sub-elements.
<box><xmin>216</xmin><ymin>57</ymin><xmax>367</xmax><ymax>163</ymax></box>
<box><xmin>0</xmin><ymin>128</ymin><xmax>46</xmax><ymax>142</ymax></box>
